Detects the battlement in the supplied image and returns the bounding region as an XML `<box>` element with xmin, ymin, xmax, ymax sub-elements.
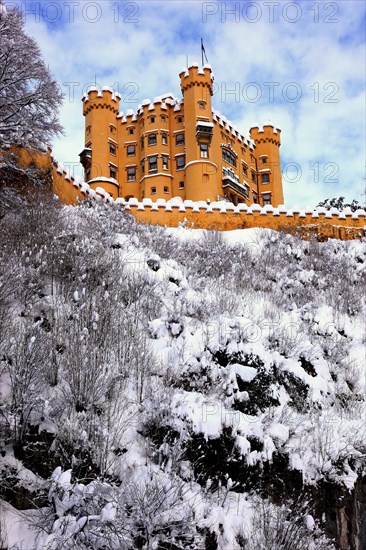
<box><xmin>82</xmin><ymin>87</ymin><xmax>121</xmax><ymax>115</ymax></box>
<box><xmin>250</xmin><ymin>124</ymin><xmax>281</xmax><ymax>146</ymax></box>
<box><xmin>179</xmin><ymin>63</ymin><xmax>214</xmax><ymax>94</ymax></box>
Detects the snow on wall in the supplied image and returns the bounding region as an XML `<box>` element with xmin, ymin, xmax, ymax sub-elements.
<box><xmin>48</xmin><ymin>149</ymin><xmax>366</xmax><ymax>239</ymax></box>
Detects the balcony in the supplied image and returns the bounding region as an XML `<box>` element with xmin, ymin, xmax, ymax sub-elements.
<box><xmin>196</xmin><ymin>121</ymin><xmax>214</xmax><ymax>142</ymax></box>
<box><xmin>79</xmin><ymin>148</ymin><xmax>92</xmax><ymax>167</ymax></box>
<box><xmin>222</xmin><ymin>168</ymin><xmax>249</xmax><ymax>199</ymax></box>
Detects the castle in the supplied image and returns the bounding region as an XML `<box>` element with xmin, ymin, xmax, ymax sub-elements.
<box><xmin>6</xmin><ymin>64</ymin><xmax>365</xmax><ymax>241</ymax></box>
<box><xmin>79</xmin><ymin>64</ymin><xmax>284</xmax><ymax>207</ymax></box>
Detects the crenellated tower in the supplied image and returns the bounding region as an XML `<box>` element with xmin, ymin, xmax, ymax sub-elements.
<box><xmin>78</xmin><ymin>63</ymin><xmax>285</xmax><ymax>208</ymax></box>
<box><xmin>80</xmin><ymin>87</ymin><xmax>121</xmax><ymax>199</ymax></box>
<box><xmin>250</xmin><ymin>124</ymin><xmax>284</xmax><ymax>206</ymax></box>
<box><xmin>179</xmin><ymin>64</ymin><xmax>218</xmax><ymax>201</ymax></box>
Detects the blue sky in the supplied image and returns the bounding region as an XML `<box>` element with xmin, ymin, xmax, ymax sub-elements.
<box><xmin>9</xmin><ymin>0</ymin><xmax>366</xmax><ymax>207</ymax></box>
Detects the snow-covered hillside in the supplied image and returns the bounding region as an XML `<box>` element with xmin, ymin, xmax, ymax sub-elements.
<box><xmin>0</xmin><ymin>201</ymin><xmax>365</xmax><ymax>549</ymax></box>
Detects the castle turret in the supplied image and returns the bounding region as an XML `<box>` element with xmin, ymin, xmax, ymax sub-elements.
<box><xmin>250</xmin><ymin>124</ymin><xmax>284</xmax><ymax>207</ymax></box>
<box><xmin>179</xmin><ymin>64</ymin><xmax>218</xmax><ymax>201</ymax></box>
<box><xmin>80</xmin><ymin>87</ymin><xmax>121</xmax><ymax>199</ymax></box>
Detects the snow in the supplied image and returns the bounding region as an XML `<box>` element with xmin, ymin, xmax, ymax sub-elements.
<box><xmin>231</xmin><ymin>363</ymin><xmax>257</xmax><ymax>382</ymax></box>
<box><xmin>1</xmin><ymin>203</ymin><xmax>364</xmax><ymax>549</ymax></box>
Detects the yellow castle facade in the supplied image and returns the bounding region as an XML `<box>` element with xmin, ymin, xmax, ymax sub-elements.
<box><xmin>79</xmin><ymin>64</ymin><xmax>284</xmax><ymax>207</ymax></box>
<box><xmin>8</xmin><ymin>63</ymin><xmax>364</xmax><ymax>241</ymax></box>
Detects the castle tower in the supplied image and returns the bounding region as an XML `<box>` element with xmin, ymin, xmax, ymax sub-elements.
<box><xmin>80</xmin><ymin>87</ymin><xmax>121</xmax><ymax>199</ymax></box>
<box><xmin>179</xmin><ymin>64</ymin><xmax>218</xmax><ymax>201</ymax></box>
<box><xmin>250</xmin><ymin>124</ymin><xmax>284</xmax><ymax>207</ymax></box>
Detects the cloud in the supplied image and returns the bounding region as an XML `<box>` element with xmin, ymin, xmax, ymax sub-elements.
<box><xmin>12</xmin><ymin>0</ymin><xmax>366</xmax><ymax>206</ymax></box>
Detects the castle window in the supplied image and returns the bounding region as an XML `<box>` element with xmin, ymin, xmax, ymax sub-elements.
<box><xmin>262</xmin><ymin>194</ymin><xmax>271</xmax><ymax>205</ymax></box>
<box><xmin>198</xmin><ymin>102</ymin><xmax>205</xmax><ymax>110</ymax></box>
<box><xmin>109</xmin><ymin>143</ymin><xmax>116</xmax><ymax>156</ymax></box>
<box><xmin>164</xmin><ymin>186</ymin><xmax>169</xmax><ymax>194</ymax></box>
<box><xmin>127</xmin><ymin>145</ymin><xmax>136</xmax><ymax>156</ymax></box>
<box><xmin>129</xmin><ymin>128</ymin><xmax>134</xmax><ymax>135</ymax></box>
<box><xmin>179</xmin><ymin>181</ymin><xmax>184</xmax><ymax>189</ymax></box>
<box><xmin>110</xmin><ymin>125</ymin><xmax>116</xmax><ymax>135</ymax></box>
<box><xmin>261</xmin><ymin>173</ymin><xmax>270</xmax><ymax>184</ymax></box>
<box><xmin>162</xmin><ymin>133</ymin><xmax>168</xmax><ymax>145</ymax></box>
<box><xmin>200</xmin><ymin>143</ymin><xmax>209</xmax><ymax>158</ymax></box>
<box><xmin>141</xmin><ymin>137</ymin><xmax>144</xmax><ymax>149</ymax></box>
<box><xmin>148</xmin><ymin>155</ymin><xmax>157</xmax><ymax>172</ymax></box>
<box><xmin>161</xmin><ymin>115</ymin><xmax>166</xmax><ymax>123</ymax></box>
<box><xmin>252</xmin><ymin>191</ymin><xmax>258</xmax><ymax>204</ymax></box>
<box><xmin>86</xmin><ymin>125</ymin><xmax>91</xmax><ymax>134</ymax></box>
<box><xmin>150</xmin><ymin>116</ymin><xmax>155</xmax><ymax>123</ymax></box>
<box><xmin>176</xmin><ymin>155</ymin><xmax>185</xmax><ymax>170</ymax></box>
<box><xmin>151</xmin><ymin>187</ymin><xmax>157</xmax><ymax>194</ymax></box>
<box><xmin>140</xmin><ymin>158</ymin><xmax>145</xmax><ymax>175</ymax></box>
<box><xmin>148</xmin><ymin>133</ymin><xmax>157</xmax><ymax>146</ymax></box>
<box><xmin>261</xmin><ymin>156</ymin><xmax>268</xmax><ymax>164</ymax></box>
<box><xmin>110</xmin><ymin>166</ymin><xmax>117</xmax><ymax>179</ymax></box>
<box><xmin>176</xmin><ymin>133</ymin><xmax>184</xmax><ymax>146</ymax></box>
<box><xmin>242</xmin><ymin>165</ymin><xmax>248</xmax><ymax>176</ymax></box>
<box><xmin>162</xmin><ymin>155</ymin><xmax>169</xmax><ymax>170</ymax></box>
<box><xmin>127</xmin><ymin>166</ymin><xmax>136</xmax><ymax>181</ymax></box>
<box><xmin>251</xmin><ymin>171</ymin><xmax>257</xmax><ymax>183</ymax></box>
<box><xmin>177</xmin><ymin>116</ymin><xmax>183</xmax><ymax>123</ymax></box>
<box><xmin>222</xmin><ymin>148</ymin><xmax>236</xmax><ymax>168</ymax></box>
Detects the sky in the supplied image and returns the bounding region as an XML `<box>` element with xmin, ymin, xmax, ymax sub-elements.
<box><xmin>7</xmin><ymin>0</ymin><xmax>366</xmax><ymax>207</ymax></box>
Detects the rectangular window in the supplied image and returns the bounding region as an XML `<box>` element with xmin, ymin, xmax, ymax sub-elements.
<box><xmin>252</xmin><ymin>191</ymin><xmax>258</xmax><ymax>204</ymax></box>
<box><xmin>127</xmin><ymin>144</ymin><xmax>136</xmax><ymax>156</ymax></box>
<box><xmin>140</xmin><ymin>159</ymin><xmax>145</xmax><ymax>175</ymax></box>
<box><xmin>262</xmin><ymin>194</ymin><xmax>271</xmax><ymax>205</ymax></box>
<box><xmin>176</xmin><ymin>155</ymin><xmax>185</xmax><ymax>170</ymax></box>
<box><xmin>261</xmin><ymin>156</ymin><xmax>267</xmax><ymax>164</ymax></box>
<box><xmin>179</xmin><ymin>181</ymin><xmax>184</xmax><ymax>189</ymax></box>
<box><xmin>141</xmin><ymin>137</ymin><xmax>144</xmax><ymax>149</ymax></box>
<box><xmin>162</xmin><ymin>133</ymin><xmax>168</xmax><ymax>145</ymax></box>
<box><xmin>162</xmin><ymin>155</ymin><xmax>169</xmax><ymax>170</ymax></box>
<box><xmin>150</xmin><ymin>116</ymin><xmax>155</xmax><ymax>123</ymax></box>
<box><xmin>110</xmin><ymin>166</ymin><xmax>117</xmax><ymax>179</ymax></box>
<box><xmin>161</xmin><ymin>116</ymin><xmax>166</xmax><ymax>123</ymax></box>
<box><xmin>200</xmin><ymin>143</ymin><xmax>209</xmax><ymax>158</ymax></box>
<box><xmin>261</xmin><ymin>173</ymin><xmax>270</xmax><ymax>184</ymax></box>
<box><xmin>148</xmin><ymin>155</ymin><xmax>157</xmax><ymax>171</ymax></box>
<box><xmin>151</xmin><ymin>187</ymin><xmax>156</xmax><ymax>194</ymax></box>
<box><xmin>164</xmin><ymin>186</ymin><xmax>169</xmax><ymax>193</ymax></box>
<box><xmin>176</xmin><ymin>134</ymin><xmax>184</xmax><ymax>146</ymax></box>
<box><xmin>127</xmin><ymin>167</ymin><xmax>136</xmax><ymax>181</ymax></box>
<box><xmin>148</xmin><ymin>133</ymin><xmax>157</xmax><ymax>146</ymax></box>
<box><xmin>177</xmin><ymin>116</ymin><xmax>183</xmax><ymax>123</ymax></box>
<box><xmin>242</xmin><ymin>165</ymin><xmax>248</xmax><ymax>176</ymax></box>
<box><xmin>251</xmin><ymin>171</ymin><xmax>256</xmax><ymax>183</ymax></box>
<box><xmin>129</xmin><ymin>128</ymin><xmax>134</xmax><ymax>135</ymax></box>
<box><xmin>109</xmin><ymin>143</ymin><xmax>116</xmax><ymax>156</ymax></box>
<box><xmin>222</xmin><ymin>148</ymin><xmax>236</xmax><ymax>168</ymax></box>
<box><xmin>199</xmin><ymin>102</ymin><xmax>205</xmax><ymax>110</ymax></box>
